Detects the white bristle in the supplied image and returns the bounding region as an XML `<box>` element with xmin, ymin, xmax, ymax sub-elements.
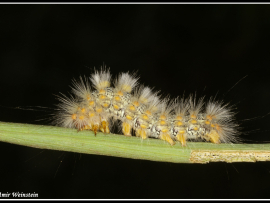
<box><xmin>114</xmin><ymin>72</ymin><xmax>139</xmax><ymax>93</ymax></box>
<box><xmin>132</xmin><ymin>85</ymin><xmax>156</xmax><ymax>104</ymax></box>
<box><xmin>188</xmin><ymin>95</ymin><xmax>204</xmax><ymax>117</ymax></box>
<box><xmin>174</xmin><ymin>97</ymin><xmax>190</xmax><ymax>117</ymax></box>
<box><xmin>205</xmin><ymin>99</ymin><xmax>234</xmax><ymax>121</ymax></box>
<box><xmin>159</xmin><ymin>97</ymin><xmax>175</xmax><ymax>117</ymax></box>
<box><xmin>90</xmin><ymin>67</ymin><xmax>111</xmax><ymax>90</ymax></box>
<box><xmin>71</xmin><ymin>76</ymin><xmax>92</xmax><ymax>102</ymax></box>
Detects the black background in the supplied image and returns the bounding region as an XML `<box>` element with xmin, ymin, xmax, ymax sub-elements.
<box><xmin>0</xmin><ymin>4</ymin><xmax>270</xmax><ymax>199</ymax></box>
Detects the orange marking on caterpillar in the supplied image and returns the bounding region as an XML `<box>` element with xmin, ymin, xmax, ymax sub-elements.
<box><xmin>72</xmin><ymin>114</ymin><xmax>77</xmax><ymax>120</ymax></box>
<box><xmin>89</xmin><ymin>101</ymin><xmax>95</xmax><ymax>106</ymax></box>
<box><xmin>160</xmin><ymin>115</ymin><xmax>166</xmax><ymax>120</ymax></box>
<box><xmin>190</xmin><ymin>114</ymin><xmax>196</xmax><ymax>119</ymax></box>
<box><xmin>81</xmin><ymin>108</ymin><xmax>86</xmax><ymax>113</ymax></box>
<box><xmin>99</xmin><ymin>89</ymin><xmax>105</xmax><ymax>94</ymax></box>
<box><xmin>117</xmin><ymin>91</ymin><xmax>123</xmax><ymax>96</ymax></box>
<box><xmin>103</xmin><ymin>103</ymin><xmax>109</xmax><ymax>108</ymax></box>
<box><xmin>96</xmin><ymin>108</ymin><xmax>103</xmax><ymax>113</ymax></box>
<box><xmin>205</xmin><ymin>120</ymin><xmax>210</xmax><ymax>125</ymax></box>
<box><xmin>140</xmin><ymin>124</ymin><xmax>147</xmax><ymax>129</ymax></box>
<box><xmin>89</xmin><ymin>112</ymin><xmax>95</xmax><ymax>117</ymax></box>
<box><xmin>114</xmin><ymin>96</ymin><xmax>121</xmax><ymax>101</ymax></box>
<box><xmin>86</xmin><ymin>95</ymin><xmax>91</xmax><ymax>101</ymax></box>
<box><xmin>160</xmin><ymin>120</ymin><xmax>166</xmax><ymax>125</ymax></box>
<box><xmin>126</xmin><ymin>115</ymin><xmax>133</xmax><ymax>120</ymax></box>
<box><xmin>145</xmin><ymin>110</ymin><xmax>152</xmax><ymax>116</ymax></box>
<box><xmin>133</xmin><ymin>101</ymin><xmax>139</xmax><ymax>107</ymax></box>
<box><xmin>99</xmin><ymin>95</ymin><xmax>106</xmax><ymax>100</ymax></box>
<box><xmin>142</xmin><ymin>115</ymin><xmax>149</xmax><ymax>120</ymax></box>
<box><xmin>161</xmin><ymin>128</ymin><xmax>168</xmax><ymax>133</ymax></box>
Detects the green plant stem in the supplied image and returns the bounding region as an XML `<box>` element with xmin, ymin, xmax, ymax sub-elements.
<box><xmin>0</xmin><ymin>121</ymin><xmax>269</xmax><ymax>164</ymax></box>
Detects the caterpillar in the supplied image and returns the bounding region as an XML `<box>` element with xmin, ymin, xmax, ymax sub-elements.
<box><xmin>54</xmin><ymin>65</ymin><xmax>239</xmax><ymax>146</ymax></box>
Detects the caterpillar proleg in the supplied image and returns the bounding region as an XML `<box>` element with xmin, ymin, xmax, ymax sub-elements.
<box><xmin>55</xmin><ymin>65</ymin><xmax>239</xmax><ymax>146</ymax></box>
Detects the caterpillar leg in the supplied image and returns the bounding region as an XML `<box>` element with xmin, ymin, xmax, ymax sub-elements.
<box><xmin>92</xmin><ymin>124</ymin><xmax>99</xmax><ymax>136</ymax></box>
<box><xmin>208</xmin><ymin>130</ymin><xmax>221</xmax><ymax>144</ymax></box>
<box><xmin>135</xmin><ymin>128</ymin><xmax>141</xmax><ymax>137</ymax></box>
<box><xmin>160</xmin><ymin>133</ymin><xmax>175</xmax><ymax>146</ymax></box>
<box><xmin>100</xmin><ymin>120</ymin><xmax>110</xmax><ymax>134</ymax></box>
<box><xmin>176</xmin><ymin>133</ymin><xmax>187</xmax><ymax>147</ymax></box>
<box><xmin>122</xmin><ymin>122</ymin><xmax>132</xmax><ymax>136</ymax></box>
<box><xmin>135</xmin><ymin>128</ymin><xmax>147</xmax><ymax>139</ymax></box>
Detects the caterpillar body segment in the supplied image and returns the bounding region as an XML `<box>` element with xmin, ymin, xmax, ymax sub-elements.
<box><xmin>148</xmin><ymin>98</ymin><xmax>175</xmax><ymax>145</ymax></box>
<box><xmin>170</xmin><ymin>97</ymin><xmax>190</xmax><ymax>146</ymax></box>
<box><xmin>184</xmin><ymin>96</ymin><xmax>205</xmax><ymax>140</ymax></box>
<box><xmin>134</xmin><ymin>94</ymin><xmax>162</xmax><ymax>140</ymax></box>
<box><xmin>111</xmin><ymin>72</ymin><xmax>139</xmax><ymax>136</ymax></box>
<box><xmin>92</xmin><ymin>88</ymin><xmax>113</xmax><ymax>134</ymax></box>
<box><xmin>90</xmin><ymin>68</ymin><xmax>113</xmax><ymax>134</ymax></box>
<box><xmin>122</xmin><ymin>86</ymin><xmax>157</xmax><ymax>137</ymax></box>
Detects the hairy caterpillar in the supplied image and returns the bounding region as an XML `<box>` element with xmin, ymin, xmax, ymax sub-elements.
<box><xmin>54</xmin><ymin>65</ymin><xmax>239</xmax><ymax>146</ymax></box>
